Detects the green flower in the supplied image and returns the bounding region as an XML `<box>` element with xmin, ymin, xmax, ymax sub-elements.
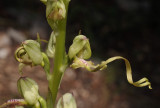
<box><xmin>69</xmin><ymin>35</ymin><xmax>152</xmax><ymax>89</ymax></box>
<box><xmin>15</xmin><ymin>40</ymin><xmax>43</xmax><ymax>66</ymax></box>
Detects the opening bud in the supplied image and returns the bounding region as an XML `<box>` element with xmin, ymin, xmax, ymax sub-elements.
<box><xmin>15</xmin><ymin>40</ymin><xmax>43</xmax><ymax>66</ymax></box>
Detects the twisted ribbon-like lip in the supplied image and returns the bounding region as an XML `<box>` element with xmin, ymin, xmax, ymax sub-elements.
<box><xmin>15</xmin><ymin>46</ymin><xmax>26</xmax><ymax>63</ymax></box>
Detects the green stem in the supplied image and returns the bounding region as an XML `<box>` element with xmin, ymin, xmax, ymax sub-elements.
<box><xmin>48</xmin><ymin>3</ymin><xmax>70</xmax><ymax>108</ymax></box>
<box><xmin>46</xmin><ymin>88</ymin><xmax>54</xmax><ymax>108</ymax></box>
<box><xmin>49</xmin><ymin>20</ymin><xmax>67</xmax><ymax>107</ymax></box>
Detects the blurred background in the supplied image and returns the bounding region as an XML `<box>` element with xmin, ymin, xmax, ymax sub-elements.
<box><xmin>0</xmin><ymin>0</ymin><xmax>160</xmax><ymax>108</ymax></box>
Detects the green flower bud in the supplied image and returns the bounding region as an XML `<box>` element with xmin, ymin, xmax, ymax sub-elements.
<box><xmin>17</xmin><ymin>77</ymin><xmax>40</xmax><ymax>105</ymax></box>
<box><xmin>15</xmin><ymin>40</ymin><xmax>43</xmax><ymax>66</ymax></box>
<box><xmin>56</xmin><ymin>93</ymin><xmax>77</xmax><ymax>108</ymax></box>
<box><xmin>46</xmin><ymin>0</ymin><xmax>66</xmax><ymax>21</ymax></box>
<box><xmin>68</xmin><ymin>35</ymin><xmax>91</xmax><ymax>60</ymax></box>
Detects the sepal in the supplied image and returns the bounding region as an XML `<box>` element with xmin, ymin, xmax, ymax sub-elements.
<box><xmin>23</xmin><ymin>40</ymin><xmax>43</xmax><ymax>65</ymax></box>
<box><xmin>68</xmin><ymin>35</ymin><xmax>91</xmax><ymax>60</ymax></box>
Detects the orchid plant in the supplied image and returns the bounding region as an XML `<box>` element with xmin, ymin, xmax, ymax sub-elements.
<box><xmin>0</xmin><ymin>0</ymin><xmax>152</xmax><ymax>108</ymax></box>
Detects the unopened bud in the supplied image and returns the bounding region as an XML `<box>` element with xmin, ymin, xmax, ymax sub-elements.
<box><xmin>47</xmin><ymin>1</ymin><xmax>66</xmax><ymax>21</ymax></box>
<box><xmin>56</xmin><ymin>93</ymin><xmax>77</xmax><ymax>108</ymax></box>
<box><xmin>17</xmin><ymin>77</ymin><xmax>40</xmax><ymax>105</ymax></box>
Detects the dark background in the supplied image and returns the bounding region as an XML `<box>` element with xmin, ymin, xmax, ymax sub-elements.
<box><xmin>0</xmin><ymin>0</ymin><xmax>160</xmax><ymax>108</ymax></box>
